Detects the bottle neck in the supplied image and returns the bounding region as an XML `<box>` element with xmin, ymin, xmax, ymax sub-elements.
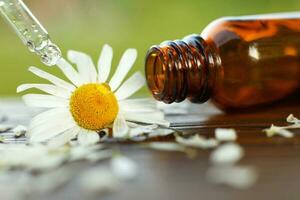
<box><xmin>145</xmin><ymin>34</ymin><xmax>216</xmax><ymax>104</ymax></box>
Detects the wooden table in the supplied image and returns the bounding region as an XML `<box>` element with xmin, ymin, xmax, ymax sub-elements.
<box><xmin>1</xmin><ymin>97</ymin><xmax>300</xmax><ymax>200</ymax></box>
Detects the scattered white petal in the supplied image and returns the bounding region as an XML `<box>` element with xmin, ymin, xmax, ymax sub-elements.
<box><xmin>12</xmin><ymin>125</ymin><xmax>27</xmax><ymax>137</ymax></box>
<box><xmin>129</xmin><ymin>124</ymin><xmax>159</xmax><ymax>137</ymax></box>
<box><xmin>98</xmin><ymin>44</ymin><xmax>113</xmax><ymax>83</ymax></box>
<box><xmin>286</xmin><ymin>114</ymin><xmax>300</xmax><ymax>124</ymax></box>
<box><xmin>210</xmin><ymin>143</ymin><xmax>244</xmax><ymax>165</ymax></box>
<box><xmin>115</xmin><ymin>72</ymin><xmax>145</xmax><ymax>100</ymax></box>
<box><xmin>147</xmin><ymin>127</ymin><xmax>174</xmax><ymax>137</ymax></box>
<box><xmin>79</xmin><ymin>167</ymin><xmax>120</xmax><ymax>195</ymax></box>
<box><xmin>0</xmin><ymin>142</ymin><xmax>114</xmax><ymax>172</ymax></box>
<box><xmin>109</xmin><ymin>48</ymin><xmax>137</xmax><ymax>91</ymax></box>
<box><xmin>145</xmin><ymin>142</ymin><xmax>186</xmax><ymax>152</ymax></box>
<box><xmin>206</xmin><ymin>165</ymin><xmax>258</xmax><ymax>189</ymax></box>
<box><xmin>127</xmin><ymin>122</ymin><xmax>172</xmax><ymax>141</ymax></box>
<box><xmin>69</xmin><ymin>145</ymin><xmax>107</xmax><ymax>162</ymax></box>
<box><xmin>85</xmin><ymin>150</ymin><xmax>113</xmax><ymax>163</ymax></box>
<box><xmin>0</xmin><ymin>144</ymin><xmax>66</xmax><ymax>171</ymax></box>
<box><xmin>47</xmin><ymin>127</ymin><xmax>80</xmax><ymax>148</ymax></box>
<box><xmin>215</xmin><ymin>128</ymin><xmax>237</xmax><ymax>141</ymax></box>
<box><xmin>176</xmin><ymin>134</ymin><xmax>219</xmax><ymax>149</ymax></box>
<box><xmin>113</xmin><ymin>113</ymin><xmax>129</xmax><ymax>138</ymax></box>
<box><xmin>264</xmin><ymin>124</ymin><xmax>294</xmax><ymax>138</ymax></box>
<box><xmin>111</xmin><ymin>155</ymin><xmax>137</xmax><ymax>181</ymax></box>
<box><xmin>28</xmin><ymin>151</ymin><xmax>67</xmax><ymax>171</ymax></box>
<box><xmin>77</xmin><ymin>130</ymin><xmax>100</xmax><ymax>146</ymax></box>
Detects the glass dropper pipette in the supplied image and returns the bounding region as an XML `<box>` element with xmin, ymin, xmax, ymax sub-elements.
<box><xmin>0</xmin><ymin>0</ymin><xmax>61</xmax><ymax>66</ymax></box>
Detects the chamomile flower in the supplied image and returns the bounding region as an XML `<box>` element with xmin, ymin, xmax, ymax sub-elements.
<box><xmin>17</xmin><ymin>44</ymin><xmax>170</xmax><ymax>146</ymax></box>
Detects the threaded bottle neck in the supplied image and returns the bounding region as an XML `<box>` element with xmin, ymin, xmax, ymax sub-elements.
<box><xmin>145</xmin><ymin>34</ymin><xmax>215</xmax><ymax>104</ymax></box>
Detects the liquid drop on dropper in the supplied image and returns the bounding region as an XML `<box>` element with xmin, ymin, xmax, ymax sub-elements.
<box><xmin>0</xmin><ymin>0</ymin><xmax>61</xmax><ymax>66</ymax></box>
<box><xmin>39</xmin><ymin>42</ymin><xmax>61</xmax><ymax>66</ymax></box>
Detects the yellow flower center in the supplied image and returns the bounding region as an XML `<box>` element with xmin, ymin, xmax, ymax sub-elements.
<box><xmin>70</xmin><ymin>83</ymin><xmax>119</xmax><ymax>130</ymax></box>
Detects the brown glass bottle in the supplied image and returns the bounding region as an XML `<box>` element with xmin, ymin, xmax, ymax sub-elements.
<box><xmin>145</xmin><ymin>12</ymin><xmax>300</xmax><ymax>110</ymax></box>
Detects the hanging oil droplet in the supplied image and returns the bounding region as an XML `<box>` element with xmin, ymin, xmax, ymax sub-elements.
<box><xmin>0</xmin><ymin>0</ymin><xmax>61</xmax><ymax>66</ymax></box>
<box><xmin>40</xmin><ymin>43</ymin><xmax>61</xmax><ymax>66</ymax></box>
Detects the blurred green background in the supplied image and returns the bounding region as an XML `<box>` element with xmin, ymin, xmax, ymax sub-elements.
<box><xmin>0</xmin><ymin>0</ymin><xmax>300</xmax><ymax>96</ymax></box>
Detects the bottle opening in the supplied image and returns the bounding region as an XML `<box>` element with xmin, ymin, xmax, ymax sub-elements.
<box><xmin>145</xmin><ymin>48</ymin><xmax>167</xmax><ymax>100</ymax></box>
<box><xmin>145</xmin><ymin>35</ymin><xmax>213</xmax><ymax>104</ymax></box>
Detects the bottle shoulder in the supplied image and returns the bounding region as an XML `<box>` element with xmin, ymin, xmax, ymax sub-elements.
<box><xmin>201</xmin><ymin>13</ymin><xmax>300</xmax><ymax>45</ymax></box>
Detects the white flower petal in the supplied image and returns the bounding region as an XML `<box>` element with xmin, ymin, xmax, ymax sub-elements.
<box><xmin>17</xmin><ymin>83</ymin><xmax>71</xmax><ymax>98</ymax></box>
<box><xmin>28</xmin><ymin>66</ymin><xmax>75</xmax><ymax>92</ymax></box>
<box><xmin>146</xmin><ymin>142</ymin><xmax>186</xmax><ymax>152</ymax></box>
<box><xmin>147</xmin><ymin>128</ymin><xmax>174</xmax><ymax>137</ymax></box>
<box><xmin>12</xmin><ymin>125</ymin><xmax>27</xmax><ymax>137</ymax></box>
<box><xmin>127</xmin><ymin>123</ymin><xmax>173</xmax><ymax>139</ymax></box>
<box><xmin>210</xmin><ymin>143</ymin><xmax>244</xmax><ymax>165</ymax></box>
<box><xmin>109</xmin><ymin>48</ymin><xmax>137</xmax><ymax>91</ymax></box>
<box><xmin>176</xmin><ymin>135</ymin><xmax>219</xmax><ymax>149</ymax></box>
<box><xmin>115</xmin><ymin>72</ymin><xmax>145</xmax><ymax>100</ymax></box>
<box><xmin>124</xmin><ymin>111</ymin><xmax>170</xmax><ymax>127</ymax></box>
<box><xmin>79</xmin><ymin>166</ymin><xmax>119</xmax><ymax>194</ymax></box>
<box><xmin>0</xmin><ymin>144</ymin><xmax>67</xmax><ymax>171</ymax></box>
<box><xmin>28</xmin><ymin>152</ymin><xmax>67</xmax><ymax>171</ymax></box>
<box><xmin>264</xmin><ymin>124</ymin><xmax>294</xmax><ymax>138</ymax></box>
<box><xmin>286</xmin><ymin>114</ymin><xmax>299</xmax><ymax>124</ymax></box>
<box><xmin>69</xmin><ymin>145</ymin><xmax>106</xmax><ymax>161</ymax></box>
<box><xmin>129</xmin><ymin>124</ymin><xmax>159</xmax><ymax>138</ymax></box>
<box><xmin>68</xmin><ymin>50</ymin><xmax>97</xmax><ymax>83</ymax></box>
<box><xmin>98</xmin><ymin>44</ymin><xmax>113</xmax><ymax>83</ymax></box>
<box><xmin>206</xmin><ymin>165</ymin><xmax>258</xmax><ymax>190</ymax></box>
<box><xmin>215</xmin><ymin>128</ymin><xmax>237</xmax><ymax>141</ymax></box>
<box><xmin>113</xmin><ymin>113</ymin><xmax>129</xmax><ymax>138</ymax></box>
<box><xmin>56</xmin><ymin>58</ymin><xmax>83</xmax><ymax>86</ymax></box>
<box><xmin>110</xmin><ymin>155</ymin><xmax>137</xmax><ymax>181</ymax></box>
<box><xmin>77</xmin><ymin>130</ymin><xmax>100</xmax><ymax>146</ymax></box>
<box><xmin>29</xmin><ymin>166</ymin><xmax>75</xmax><ymax>192</ymax></box>
<box><xmin>29</xmin><ymin>108</ymin><xmax>71</xmax><ymax>132</ymax></box>
<box><xmin>47</xmin><ymin>127</ymin><xmax>80</xmax><ymax>148</ymax></box>
<box><xmin>85</xmin><ymin>149</ymin><xmax>113</xmax><ymax>163</ymax></box>
<box><xmin>22</xmin><ymin>94</ymin><xmax>68</xmax><ymax>108</ymax></box>
<box><xmin>29</xmin><ymin>115</ymin><xmax>76</xmax><ymax>143</ymax></box>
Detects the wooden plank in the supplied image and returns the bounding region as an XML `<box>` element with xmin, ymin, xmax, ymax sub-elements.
<box><xmin>0</xmin><ymin>98</ymin><xmax>300</xmax><ymax>200</ymax></box>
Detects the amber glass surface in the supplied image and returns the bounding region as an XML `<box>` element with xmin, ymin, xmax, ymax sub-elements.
<box><xmin>145</xmin><ymin>13</ymin><xmax>300</xmax><ymax>110</ymax></box>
